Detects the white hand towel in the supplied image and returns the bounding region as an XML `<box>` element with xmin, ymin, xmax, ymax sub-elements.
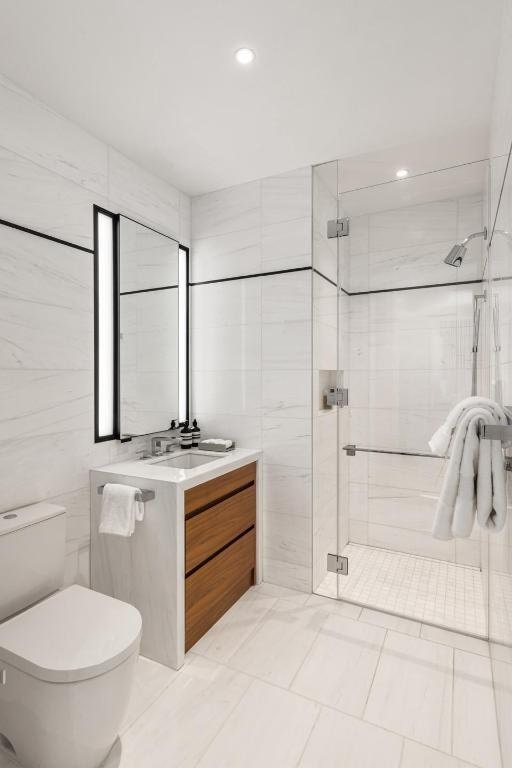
<box><xmin>99</xmin><ymin>483</ymin><xmax>144</xmax><ymax>537</ymax></box>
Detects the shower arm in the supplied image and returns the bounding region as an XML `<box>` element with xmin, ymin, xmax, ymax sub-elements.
<box><xmin>461</xmin><ymin>228</ymin><xmax>487</xmax><ymax>247</ymax></box>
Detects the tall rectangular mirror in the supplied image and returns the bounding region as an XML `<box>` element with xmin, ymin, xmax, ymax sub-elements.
<box><xmin>119</xmin><ymin>216</ymin><xmax>180</xmax><ymax>438</ymax></box>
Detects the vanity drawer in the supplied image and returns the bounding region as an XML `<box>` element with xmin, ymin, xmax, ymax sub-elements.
<box><xmin>185</xmin><ymin>528</ymin><xmax>255</xmax><ymax>651</ymax></box>
<box><xmin>185</xmin><ymin>461</ymin><xmax>256</xmax><ymax>516</ymax></box>
<box><xmin>185</xmin><ymin>484</ymin><xmax>256</xmax><ymax>574</ymax></box>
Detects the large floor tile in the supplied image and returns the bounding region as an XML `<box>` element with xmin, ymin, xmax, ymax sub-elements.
<box><xmin>228</xmin><ymin>598</ymin><xmax>327</xmax><ymax>687</ymax></box>
<box><xmin>197</xmin><ymin>679</ymin><xmax>319</xmax><ymax>768</ymax></box>
<box><xmin>420</xmin><ymin>624</ymin><xmax>490</xmax><ymax>657</ymax></box>
<box><xmin>360</xmin><ymin>607</ymin><xmax>421</xmax><ymax>637</ymax></box>
<box><xmin>190</xmin><ymin>591</ymin><xmax>277</xmax><ymax>663</ymax></box>
<box><xmin>250</xmin><ymin>581</ymin><xmax>310</xmax><ymax>604</ymax></box>
<box><xmin>120</xmin><ymin>655</ymin><xmax>179</xmax><ymax>733</ymax></box>
<box><xmin>364</xmin><ymin>631</ymin><xmax>453</xmax><ymax>752</ymax></box>
<box><xmin>452</xmin><ymin>650</ymin><xmax>501</xmax><ymax>768</ymax></box>
<box><xmin>305</xmin><ymin>593</ymin><xmax>362</xmax><ymax>619</ymax></box>
<box><xmin>106</xmin><ymin>654</ymin><xmax>251</xmax><ymax>768</ymax></box>
<box><xmin>291</xmin><ymin>612</ymin><xmax>385</xmax><ymax>716</ymax></box>
<box><xmin>298</xmin><ymin>707</ymin><xmax>402</xmax><ymax>768</ymax></box>
<box><xmin>401</xmin><ymin>740</ymin><xmax>477</xmax><ymax>767</ymax></box>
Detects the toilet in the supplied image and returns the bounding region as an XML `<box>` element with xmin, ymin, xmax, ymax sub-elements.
<box><xmin>0</xmin><ymin>502</ymin><xmax>142</xmax><ymax>768</ymax></box>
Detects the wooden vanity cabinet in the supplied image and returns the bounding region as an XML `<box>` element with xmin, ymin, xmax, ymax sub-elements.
<box><xmin>184</xmin><ymin>462</ymin><xmax>257</xmax><ymax>651</ymax></box>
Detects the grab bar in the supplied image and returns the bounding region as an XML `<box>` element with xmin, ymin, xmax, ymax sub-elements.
<box><xmin>342</xmin><ymin>444</ymin><xmax>444</xmax><ymax>459</ymax></box>
<box><xmin>97</xmin><ymin>485</ymin><xmax>155</xmax><ymax>503</ymax></box>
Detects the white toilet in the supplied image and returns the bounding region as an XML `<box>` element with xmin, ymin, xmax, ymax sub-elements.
<box><xmin>0</xmin><ymin>502</ymin><xmax>142</xmax><ymax>768</ymax></box>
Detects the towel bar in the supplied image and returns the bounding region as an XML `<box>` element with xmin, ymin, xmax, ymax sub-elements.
<box><xmin>97</xmin><ymin>485</ymin><xmax>155</xmax><ymax>503</ymax></box>
<box><xmin>480</xmin><ymin>424</ymin><xmax>512</xmax><ymax>441</ymax></box>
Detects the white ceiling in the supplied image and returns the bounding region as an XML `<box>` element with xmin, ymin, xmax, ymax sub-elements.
<box><xmin>0</xmin><ymin>0</ymin><xmax>504</xmax><ymax>196</ymax></box>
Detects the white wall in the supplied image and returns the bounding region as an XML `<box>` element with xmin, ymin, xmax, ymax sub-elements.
<box><xmin>190</xmin><ymin>168</ymin><xmax>313</xmax><ymax>592</ymax></box>
<box><xmin>0</xmin><ymin>75</ymin><xmax>190</xmax><ymax>586</ymax></box>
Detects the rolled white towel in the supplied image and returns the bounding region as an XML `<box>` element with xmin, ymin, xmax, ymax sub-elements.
<box><xmin>429</xmin><ymin>396</ymin><xmax>511</xmax><ymax>456</ymax></box>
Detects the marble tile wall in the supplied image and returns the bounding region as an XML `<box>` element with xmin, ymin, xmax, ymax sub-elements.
<box><xmin>190</xmin><ymin>167</ymin><xmax>313</xmax><ymax>592</ymax></box>
<box><xmin>0</xmin><ymin>75</ymin><xmax>191</xmax><ymax>586</ymax></box>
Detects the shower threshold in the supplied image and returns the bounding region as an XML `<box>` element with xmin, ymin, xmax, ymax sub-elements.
<box><xmin>316</xmin><ymin>543</ymin><xmax>487</xmax><ymax>638</ymax></box>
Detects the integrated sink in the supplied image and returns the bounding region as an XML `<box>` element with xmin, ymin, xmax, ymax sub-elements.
<box><xmin>155</xmin><ymin>452</ymin><xmax>222</xmax><ymax>469</ymax></box>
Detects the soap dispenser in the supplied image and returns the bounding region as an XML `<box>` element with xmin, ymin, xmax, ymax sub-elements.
<box><xmin>191</xmin><ymin>419</ymin><xmax>201</xmax><ymax>448</ymax></box>
<box><xmin>180</xmin><ymin>422</ymin><xmax>193</xmax><ymax>450</ymax></box>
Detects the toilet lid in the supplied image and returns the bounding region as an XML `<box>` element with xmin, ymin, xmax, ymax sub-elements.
<box><xmin>0</xmin><ymin>585</ymin><xmax>142</xmax><ymax>683</ymax></box>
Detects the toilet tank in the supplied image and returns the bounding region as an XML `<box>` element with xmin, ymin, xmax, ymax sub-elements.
<box><xmin>0</xmin><ymin>502</ymin><xmax>66</xmax><ymax>622</ymax></box>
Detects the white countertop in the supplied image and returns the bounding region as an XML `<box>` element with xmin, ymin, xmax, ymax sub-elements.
<box><xmin>92</xmin><ymin>447</ymin><xmax>261</xmax><ymax>490</ymax></box>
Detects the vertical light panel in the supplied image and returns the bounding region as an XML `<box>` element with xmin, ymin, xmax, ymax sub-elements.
<box><xmin>178</xmin><ymin>245</ymin><xmax>189</xmax><ymax>424</ymax></box>
<box><xmin>94</xmin><ymin>207</ymin><xmax>118</xmax><ymax>441</ymax></box>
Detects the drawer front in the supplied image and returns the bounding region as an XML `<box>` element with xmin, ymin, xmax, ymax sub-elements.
<box><xmin>185</xmin><ymin>528</ymin><xmax>255</xmax><ymax>650</ymax></box>
<box><xmin>186</xmin><ymin>484</ymin><xmax>256</xmax><ymax>574</ymax></box>
<box><xmin>185</xmin><ymin>462</ymin><xmax>256</xmax><ymax>516</ymax></box>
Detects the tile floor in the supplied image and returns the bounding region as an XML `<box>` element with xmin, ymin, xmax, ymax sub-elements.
<box><xmin>0</xmin><ymin>582</ymin><xmax>499</xmax><ymax>768</ymax></box>
<box><xmin>316</xmin><ymin>543</ymin><xmax>487</xmax><ymax>637</ymax></box>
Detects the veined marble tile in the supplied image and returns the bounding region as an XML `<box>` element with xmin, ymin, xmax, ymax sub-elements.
<box><xmin>262</xmin><ymin>320</ymin><xmax>311</xmax><ymax>370</ymax></box>
<box><xmin>263</xmin><ymin>463</ymin><xmax>312</xmax><ymax>516</ymax></box>
<box><xmin>262</xmin><ymin>416</ymin><xmax>311</xmax><ymax>469</ymax></box>
<box><xmin>365</xmin><ymin>631</ymin><xmax>453</xmax><ymax>752</ymax></box>
<box><xmin>452</xmin><ymin>650</ymin><xmax>501</xmax><ymax>768</ymax></box>
<box><xmin>262</xmin><ymin>369</ymin><xmax>311</xmax><ymax>419</ymax></box>
<box><xmin>298</xmin><ymin>707</ymin><xmax>402</xmax><ymax>768</ymax></box>
<box><xmin>0</xmin><ymin>228</ymin><xmax>93</xmax><ymax>369</ymax></box>
<box><xmin>0</xmin><ymin>371</ymin><xmax>92</xmax><ymax>441</ymax></box>
<box><xmin>120</xmin><ymin>655</ymin><xmax>181</xmax><ymax>734</ymax></box>
<box><xmin>0</xmin><ymin>79</ymin><xmax>108</xmax><ymax>195</ymax></box>
<box><xmin>261</xmin><ymin>217</ymin><xmax>311</xmax><ymax>270</ymax></box>
<box><xmin>420</xmin><ymin>624</ymin><xmax>489</xmax><ymax>656</ymax></box>
<box><xmin>262</xmin><ymin>554</ymin><xmax>311</xmax><ymax>597</ymax></box>
<box><xmin>108</xmin><ymin>149</ymin><xmax>180</xmax><ymax>240</ymax></box>
<box><xmin>229</xmin><ymin>598</ymin><xmax>326</xmax><ymax>688</ymax></box>
<box><xmin>47</xmin><ymin>486</ymin><xmax>90</xmax><ymax>555</ymax></box>
<box><xmin>191</xmin><ymin>278</ymin><xmax>261</xmax><ymax>328</ymax></box>
<box><xmin>291</xmin><ymin>612</ymin><xmax>385</xmax><ymax>716</ymax></box>
<box><xmin>191</xmin><ymin>370</ymin><xmax>262</xmax><ymax>417</ymax></box>
<box><xmin>401</xmin><ymin>741</ymin><xmax>476</xmax><ymax>768</ymax></box>
<box><xmin>192</xmin><ymin>180</ymin><xmax>260</xmax><ymax>240</ymax></box>
<box><xmin>305</xmin><ymin>593</ymin><xmax>362</xmax><ymax>619</ymax></box>
<box><xmin>191</xmin><ymin>227</ymin><xmax>261</xmax><ymax>282</ymax></box>
<box><xmin>261</xmin><ymin>270</ymin><xmax>311</xmax><ymax>324</ymax></box>
<box><xmin>197</xmin><ymin>679</ymin><xmax>319</xmax><ymax>768</ymax></box>
<box><xmin>360</xmin><ymin>608</ymin><xmax>421</xmax><ymax>637</ymax></box>
<box><xmin>368</xmin><ymin>199</ymin><xmax>457</xmax><ymax>253</ymax></box>
<box><xmin>0</xmin><ymin>146</ymin><xmax>103</xmax><ymax>249</ymax></box>
<box><xmin>249</xmin><ymin>582</ymin><xmax>310</xmax><ymax>604</ymax></box>
<box><xmin>106</xmin><ymin>654</ymin><xmax>251</xmax><ymax>768</ymax></box>
<box><xmin>191</xmin><ymin>323</ymin><xmax>261</xmax><ymax>371</ymax></box>
<box><xmin>261</xmin><ymin>167</ymin><xmax>311</xmax><ymax>226</ymax></box>
<box><xmin>264</xmin><ymin>510</ymin><xmax>311</xmax><ymax>567</ymax></box>
<box><xmin>190</xmin><ymin>592</ymin><xmax>277</xmax><ymax>663</ymax></box>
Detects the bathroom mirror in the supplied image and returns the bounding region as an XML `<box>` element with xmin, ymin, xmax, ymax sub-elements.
<box><xmin>118</xmin><ymin>216</ymin><xmax>181</xmax><ymax>438</ymax></box>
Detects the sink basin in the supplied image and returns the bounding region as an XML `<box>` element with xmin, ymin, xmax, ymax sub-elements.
<box><xmin>155</xmin><ymin>453</ymin><xmax>221</xmax><ymax>469</ymax></box>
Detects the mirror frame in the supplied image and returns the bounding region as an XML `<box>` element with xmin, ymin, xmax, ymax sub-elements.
<box><xmin>93</xmin><ymin>206</ymin><xmax>189</xmax><ymax>442</ymax></box>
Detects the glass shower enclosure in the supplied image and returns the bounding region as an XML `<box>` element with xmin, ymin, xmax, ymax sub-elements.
<box><xmin>312</xmin><ymin>157</ymin><xmax>492</xmax><ymax>638</ymax></box>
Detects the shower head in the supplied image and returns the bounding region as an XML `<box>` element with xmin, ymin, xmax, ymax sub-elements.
<box><xmin>443</xmin><ymin>228</ymin><xmax>487</xmax><ymax>267</ymax></box>
<box><xmin>444</xmin><ymin>243</ymin><xmax>467</xmax><ymax>267</ymax></box>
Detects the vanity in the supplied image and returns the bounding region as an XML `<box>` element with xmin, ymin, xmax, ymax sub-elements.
<box><xmin>90</xmin><ymin>448</ymin><xmax>261</xmax><ymax>670</ymax></box>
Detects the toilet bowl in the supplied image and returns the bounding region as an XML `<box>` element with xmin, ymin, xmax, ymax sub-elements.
<box><xmin>0</xmin><ymin>503</ymin><xmax>142</xmax><ymax>768</ymax></box>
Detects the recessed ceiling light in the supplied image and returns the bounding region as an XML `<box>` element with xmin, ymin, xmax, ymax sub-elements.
<box><xmin>396</xmin><ymin>168</ymin><xmax>409</xmax><ymax>179</ymax></box>
<box><xmin>235</xmin><ymin>48</ymin><xmax>255</xmax><ymax>65</ymax></box>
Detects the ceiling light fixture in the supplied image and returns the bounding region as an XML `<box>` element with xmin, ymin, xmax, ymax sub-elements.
<box><xmin>235</xmin><ymin>48</ymin><xmax>255</xmax><ymax>65</ymax></box>
<box><xmin>396</xmin><ymin>168</ymin><xmax>409</xmax><ymax>179</ymax></box>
